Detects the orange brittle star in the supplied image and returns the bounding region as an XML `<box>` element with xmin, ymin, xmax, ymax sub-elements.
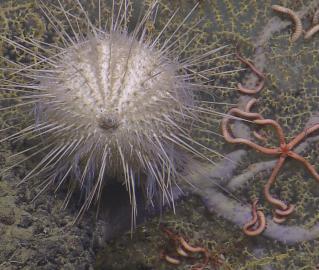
<box><xmin>160</xmin><ymin>225</ymin><xmax>210</xmax><ymax>270</ymax></box>
<box><xmin>236</xmin><ymin>49</ymin><xmax>265</xmax><ymax>94</ymax></box>
<box><xmin>222</xmin><ymin>107</ymin><xmax>319</xmax><ymax>223</ymax></box>
<box><xmin>243</xmin><ymin>198</ymin><xmax>266</xmax><ymax>236</ymax></box>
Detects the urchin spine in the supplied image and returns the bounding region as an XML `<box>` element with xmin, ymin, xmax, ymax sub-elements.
<box><xmin>1</xmin><ymin>0</ymin><xmax>236</xmax><ymax>224</ymax></box>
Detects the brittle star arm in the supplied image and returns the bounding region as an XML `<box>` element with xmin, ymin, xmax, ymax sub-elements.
<box><xmin>263</xmin><ymin>155</ymin><xmax>294</xmax><ymax>212</ymax></box>
<box><xmin>287</xmin><ymin>123</ymin><xmax>319</xmax><ymax>149</ymax></box>
<box><xmin>288</xmin><ymin>151</ymin><xmax>319</xmax><ymax>182</ymax></box>
<box><xmin>236</xmin><ymin>53</ymin><xmax>265</xmax><ymax>79</ymax></box>
<box><xmin>236</xmin><ymin>50</ymin><xmax>266</xmax><ymax>94</ymax></box>
<box><xmin>245</xmin><ymin>99</ymin><xmax>268</xmax><ymax>142</ymax></box>
<box><xmin>238</xmin><ymin>80</ymin><xmax>265</xmax><ymax>95</ymax></box>
<box><xmin>201</xmin><ymin>188</ymin><xmax>319</xmax><ymax>245</ymax></box>
<box><xmin>222</xmin><ymin>118</ymin><xmax>277</xmax><ymax>154</ymax></box>
<box><xmin>253</xmin><ymin>118</ymin><xmax>286</xmax><ymax>146</ymax></box>
<box><xmin>221</xmin><ymin>108</ymin><xmax>278</xmax><ymax>155</ymax></box>
<box><xmin>243</xmin><ymin>199</ymin><xmax>267</xmax><ymax>236</ymax></box>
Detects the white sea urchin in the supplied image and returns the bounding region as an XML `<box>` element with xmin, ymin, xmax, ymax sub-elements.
<box><xmin>0</xmin><ymin>0</ymin><xmax>237</xmax><ymax>225</ymax></box>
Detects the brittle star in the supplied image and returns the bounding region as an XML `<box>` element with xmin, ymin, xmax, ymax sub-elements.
<box><xmin>236</xmin><ymin>49</ymin><xmax>265</xmax><ymax>94</ymax></box>
<box><xmin>221</xmin><ymin>107</ymin><xmax>319</xmax><ymax>223</ymax></box>
<box><xmin>243</xmin><ymin>198</ymin><xmax>266</xmax><ymax>236</ymax></box>
<box><xmin>160</xmin><ymin>225</ymin><xmax>209</xmax><ymax>270</ymax></box>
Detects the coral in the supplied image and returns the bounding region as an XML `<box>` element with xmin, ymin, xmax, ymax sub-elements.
<box><xmin>222</xmin><ymin>105</ymin><xmax>319</xmax><ymax>223</ymax></box>
<box><xmin>170</xmin><ymin>0</ymin><xmax>319</xmax><ymax>268</ymax></box>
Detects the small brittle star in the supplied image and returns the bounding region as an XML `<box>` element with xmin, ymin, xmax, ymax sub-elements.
<box><xmin>222</xmin><ymin>107</ymin><xmax>319</xmax><ymax>223</ymax></box>
<box><xmin>243</xmin><ymin>198</ymin><xmax>266</xmax><ymax>236</ymax></box>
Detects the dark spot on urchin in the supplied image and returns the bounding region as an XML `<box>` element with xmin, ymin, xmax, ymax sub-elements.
<box><xmin>1</xmin><ymin>0</ymin><xmax>236</xmax><ymax>232</ymax></box>
<box><xmin>97</xmin><ymin>115</ymin><xmax>119</xmax><ymax>130</ymax></box>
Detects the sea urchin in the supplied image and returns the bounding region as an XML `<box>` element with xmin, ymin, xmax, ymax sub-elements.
<box><xmin>0</xmin><ymin>0</ymin><xmax>236</xmax><ymax>225</ymax></box>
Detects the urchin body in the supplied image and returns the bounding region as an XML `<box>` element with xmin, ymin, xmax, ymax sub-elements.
<box><xmin>37</xmin><ymin>31</ymin><xmax>192</xmax><ymax>207</ymax></box>
<box><xmin>1</xmin><ymin>0</ymin><xmax>232</xmax><ymax>221</ymax></box>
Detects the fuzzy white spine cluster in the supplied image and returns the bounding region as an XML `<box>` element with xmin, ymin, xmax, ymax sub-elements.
<box><xmin>0</xmin><ymin>0</ymin><xmax>236</xmax><ymax>226</ymax></box>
